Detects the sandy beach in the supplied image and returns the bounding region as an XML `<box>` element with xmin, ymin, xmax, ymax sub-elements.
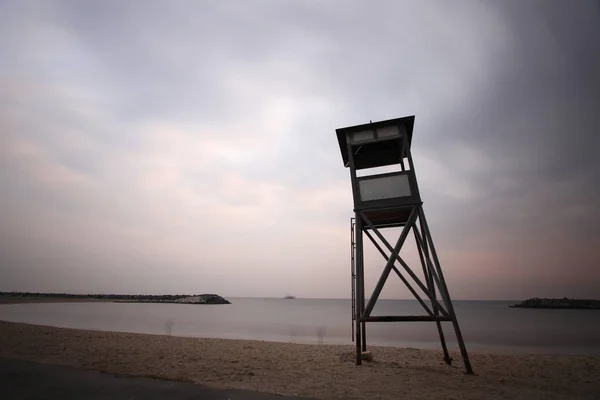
<box><xmin>0</xmin><ymin>321</ymin><xmax>598</xmax><ymax>399</ymax></box>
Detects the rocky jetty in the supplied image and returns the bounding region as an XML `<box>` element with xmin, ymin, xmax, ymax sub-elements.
<box><xmin>117</xmin><ymin>294</ymin><xmax>231</xmax><ymax>305</ymax></box>
<box><xmin>510</xmin><ymin>297</ymin><xmax>600</xmax><ymax>309</ymax></box>
<box><xmin>0</xmin><ymin>292</ymin><xmax>231</xmax><ymax>305</ymax></box>
<box><xmin>171</xmin><ymin>294</ymin><xmax>231</xmax><ymax>304</ymax></box>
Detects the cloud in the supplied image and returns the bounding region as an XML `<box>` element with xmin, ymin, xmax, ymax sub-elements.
<box><xmin>0</xmin><ymin>0</ymin><xmax>598</xmax><ymax>299</ymax></box>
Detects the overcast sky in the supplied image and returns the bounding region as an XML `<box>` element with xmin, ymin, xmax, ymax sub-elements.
<box><xmin>1</xmin><ymin>0</ymin><xmax>599</xmax><ymax>300</ymax></box>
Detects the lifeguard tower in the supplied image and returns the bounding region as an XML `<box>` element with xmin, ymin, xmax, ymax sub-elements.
<box><xmin>336</xmin><ymin>115</ymin><xmax>473</xmax><ymax>373</ymax></box>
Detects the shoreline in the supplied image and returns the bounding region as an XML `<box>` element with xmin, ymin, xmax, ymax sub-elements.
<box><xmin>0</xmin><ymin>319</ymin><xmax>571</xmax><ymax>357</ymax></box>
<box><xmin>2</xmin><ymin>301</ymin><xmax>599</xmax><ymax>357</ymax></box>
<box><xmin>1</xmin><ymin>321</ymin><xmax>598</xmax><ymax>399</ymax></box>
<box><xmin>1</xmin><ymin>318</ymin><xmax>596</xmax><ymax>358</ymax></box>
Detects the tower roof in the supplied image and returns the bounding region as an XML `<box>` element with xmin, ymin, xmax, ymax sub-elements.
<box><xmin>336</xmin><ymin>115</ymin><xmax>415</xmax><ymax>169</ymax></box>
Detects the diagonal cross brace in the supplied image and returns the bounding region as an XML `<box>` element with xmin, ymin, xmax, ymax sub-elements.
<box><xmin>361</xmin><ymin>208</ymin><xmax>449</xmax><ymax>318</ymax></box>
<box><xmin>392</xmin><ymin>250</ymin><xmax>450</xmax><ymax>317</ymax></box>
<box><xmin>363</xmin><ymin>229</ymin><xmax>434</xmax><ymax>316</ymax></box>
<box><xmin>413</xmin><ymin>225</ymin><xmax>451</xmax><ymax>307</ymax></box>
<box><xmin>361</xmin><ymin>207</ymin><xmax>418</xmax><ymax>318</ymax></box>
<box><xmin>413</xmin><ymin>228</ymin><xmax>440</xmax><ymax>313</ymax></box>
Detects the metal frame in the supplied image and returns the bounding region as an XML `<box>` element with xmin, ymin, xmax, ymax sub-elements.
<box><xmin>351</xmin><ymin>205</ymin><xmax>473</xmax><ymax>373</ymax></box>
<box><xmin>342</xmin><ymin>116</ymin><xmax>473</xmax><ymax>374</ymax></box>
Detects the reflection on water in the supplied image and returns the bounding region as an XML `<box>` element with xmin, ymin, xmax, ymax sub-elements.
<box><xmin>1</xmin><ymin>298</ymin><xmax>599</xmax><ymax>355</ymax></box>
<box><xmin>165</xmin><ymin>319</ymin><xmax>174</xmax><ymax>335</ymax></box>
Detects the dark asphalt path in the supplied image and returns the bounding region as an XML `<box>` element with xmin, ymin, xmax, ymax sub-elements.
<box><xmin>0</xmin><ymin>358</ymin><xmax>317</xmax><ymax>400</ymax></box>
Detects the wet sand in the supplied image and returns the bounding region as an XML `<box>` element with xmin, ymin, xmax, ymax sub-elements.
<box><xmin>1</xmin><ymin>321</ymin><xmax>598</xmax><ymax>399</ymax></box>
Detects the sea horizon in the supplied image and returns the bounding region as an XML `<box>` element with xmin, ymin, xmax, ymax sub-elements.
<box><xmin>0</xmin><ymin>291</ymin><xmax>574</xmax><ymax>302</ymax></box>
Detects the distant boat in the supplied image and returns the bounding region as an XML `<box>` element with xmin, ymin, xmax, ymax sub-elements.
<box><xmin>284</xmin><ymin>295</ymin><xmax>296</xmax><ymax>299</ymax></box>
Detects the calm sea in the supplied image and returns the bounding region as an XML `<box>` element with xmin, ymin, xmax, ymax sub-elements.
<box><xmin>1</xmin><ymin>298</ymin><xmax>599</xmax><ymax>355</ymax></box>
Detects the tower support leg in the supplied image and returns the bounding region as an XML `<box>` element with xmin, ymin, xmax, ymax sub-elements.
<box><xmin>359</xmin><ymin>218</ymin><xmax>367</xmax><ymax>353</ymax></box>
<box><xmin>354</xmin><ymin>212</ymin><xmax>364</xmax><ymax>365</ymax></box>
<box><xmin>350</xmin><ymin>218</ymin><xmax>355</xmax><ymax>343</ymax></box>
<box><xmin>418</xmin><ymin>206</ymin><xmax>473</xmax><ymax>374</ymax></box>
<box><xmin>361</xmin><ymin>322</ymin><xmax>367</xmax><ymax>352</ymax></box>
<box><xmin>414</xmin><ymin>228</ymin><xmax>452</xmax><ymax>365</ymax></box>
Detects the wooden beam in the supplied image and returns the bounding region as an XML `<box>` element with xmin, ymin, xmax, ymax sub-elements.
<box><xmin>362</xmin><ymin>315</ymin><xmax>452</xmax><ymax>322</ymax></box>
